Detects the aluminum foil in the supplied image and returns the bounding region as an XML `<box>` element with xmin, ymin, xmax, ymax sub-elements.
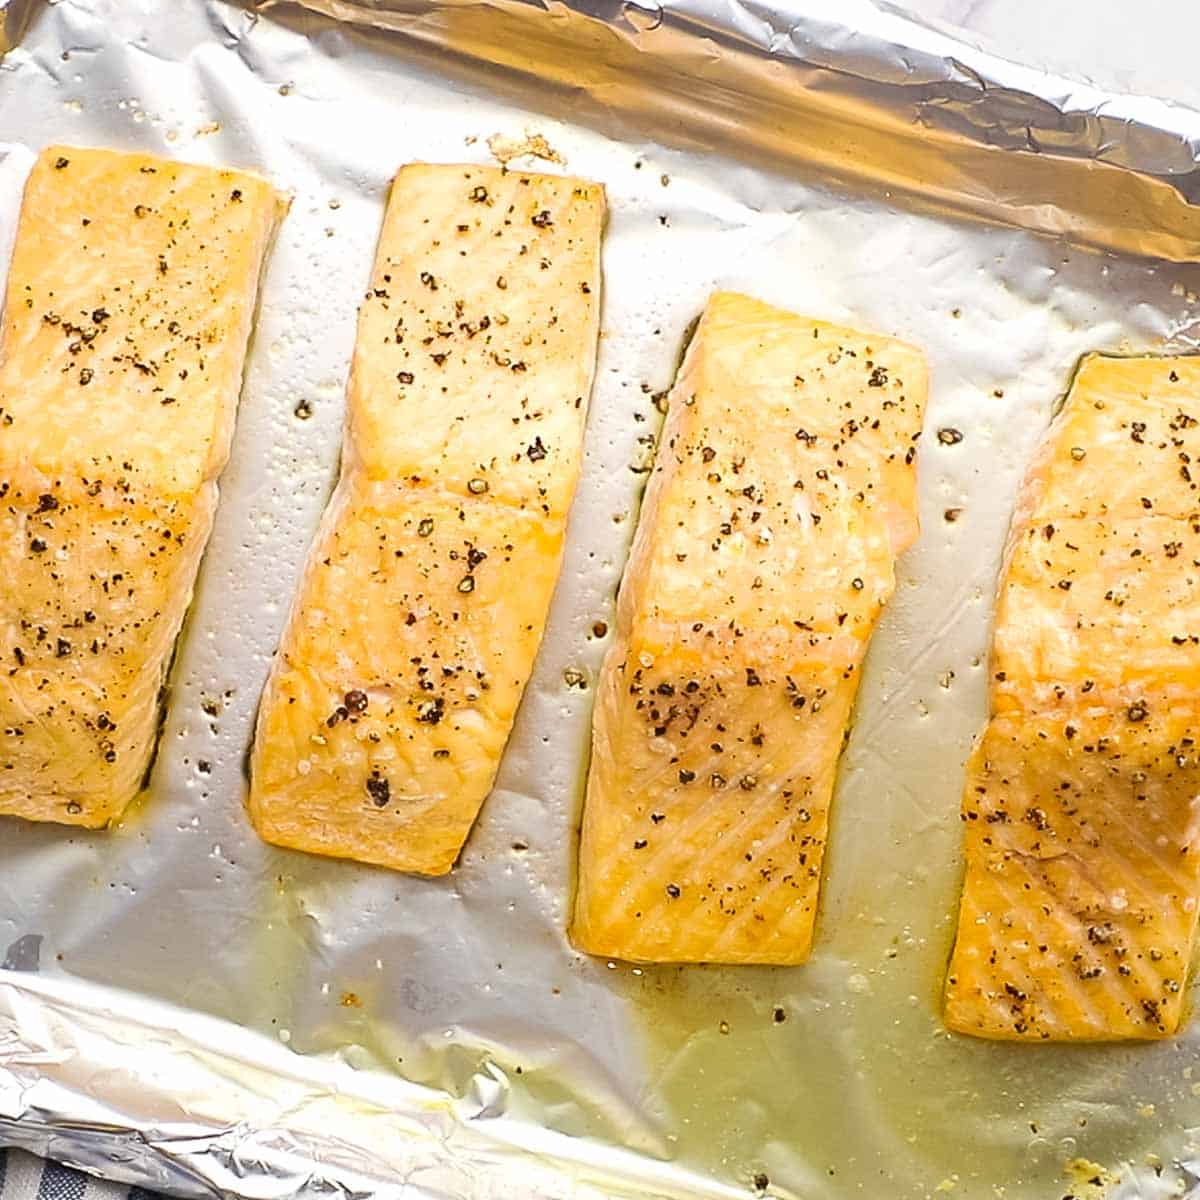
<box><xmin>4</xmin><ymin>1</ymin><xmax>1200</xmax><ymax>1197</ymax></box>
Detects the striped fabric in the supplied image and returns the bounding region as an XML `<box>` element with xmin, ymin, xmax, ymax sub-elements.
<box><xmin>0</xmin><ymin>1151</ymin><xmax>166</xmax><ymax>1200</ymax></box>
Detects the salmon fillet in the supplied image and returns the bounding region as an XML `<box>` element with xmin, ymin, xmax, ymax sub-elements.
<box><xmin>248</xmin><ymin>163</ymin><xmax>604</xmax><ymax>875</ymax></box>
<box><xmin>0</xmin><ymin>145</ymin><xmax>283</xmax><ymax>828</ymax></box>
<box><xmin>572</xmin><ymin>292</ymin><xmax>927</xmax><ymax>963</ymax></box>
<box><xmin>945</xmin><ymin>354</ymin><xmax>1200</xmax><ymax>1040</ymax></box>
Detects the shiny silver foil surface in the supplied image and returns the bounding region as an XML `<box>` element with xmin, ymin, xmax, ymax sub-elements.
<box><xmin>3</xmin><ymin>1</ymin><xmax>1200</xmax><ymax>1197</ymax></box>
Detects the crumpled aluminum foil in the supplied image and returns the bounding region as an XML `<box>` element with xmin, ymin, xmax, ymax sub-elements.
<box><xmin>3</xmin><ymin>1</ymin><xmax>1200</xmax><ymax>1198</ymax></box>
<box><xmin>275</xmin><ymin>0</ymin><xmax>1200</xmax><ymax>262</ymax></box>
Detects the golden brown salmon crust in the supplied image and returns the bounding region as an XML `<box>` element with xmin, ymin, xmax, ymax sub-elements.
<box><xmin>0</xmin><ymin>145</ymin><xmax>282</xmax><ymax>827</ymax></box>
<box><xmin>248</xmin><ymin>164</ymin><xmax>604</xmax><ymax>874</ymax></box>
<box><xmin>572</xmin><ymin>292</ymin><xmax>927</xmax><ymax>964</ymax></box>
<box><xmin>946</xmin><ymin>354</ymin><xmax>1200</xmax><ymax>1041</ymax></box>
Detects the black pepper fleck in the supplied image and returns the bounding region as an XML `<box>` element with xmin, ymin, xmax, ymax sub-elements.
<box><xmin>366</xmin><ymin>771</ymin><xmax>391</xmax><ymax>806</ymax></box>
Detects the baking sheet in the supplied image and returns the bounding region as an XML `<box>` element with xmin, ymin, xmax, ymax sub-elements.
<box><xmin>3</xmin><ymin>1</ymin><xmax>1200</xmax><ymax>1197</ymax></box>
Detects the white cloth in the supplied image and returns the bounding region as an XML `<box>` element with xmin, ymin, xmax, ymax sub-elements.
<box><xmin>0</xmin><ymin>1150</ymin><xmax>163</xmax><ymax>1200</ymax></box>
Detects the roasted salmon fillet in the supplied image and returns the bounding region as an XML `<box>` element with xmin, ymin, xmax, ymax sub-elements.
<box><xmin>0</xmin><ymin>145</ymin><xmax>283</xmax><ymax>828</ymax></box>
<box><xmin>572</xmin><ymin>292</ymin><xmax>927</xmax><ymax>963</ymax></box>
<box><xmin>248</xmin><ymin>164</ymin><xmax>604</xmax><ymax>874</ymax></box>
<box><xmin>945</xmin><ymin>354</ymin><xmax>1200</xmax><ymax>1040</ymax></box>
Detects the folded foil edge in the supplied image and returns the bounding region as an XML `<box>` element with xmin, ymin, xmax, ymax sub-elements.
<box><xmin>0</xmin><ymin>972</ymin><xmax>748</xmax><ymax>1200</ymax></box>
<box><xmin>261</xmin><ymin>0</ymin><xmax>1200</xmax><ymax>262</ymax></box>
<box><xmin>0</xmin><ymin>0</ymin><xmax>40</xmax><ymax>55</ymax></box>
